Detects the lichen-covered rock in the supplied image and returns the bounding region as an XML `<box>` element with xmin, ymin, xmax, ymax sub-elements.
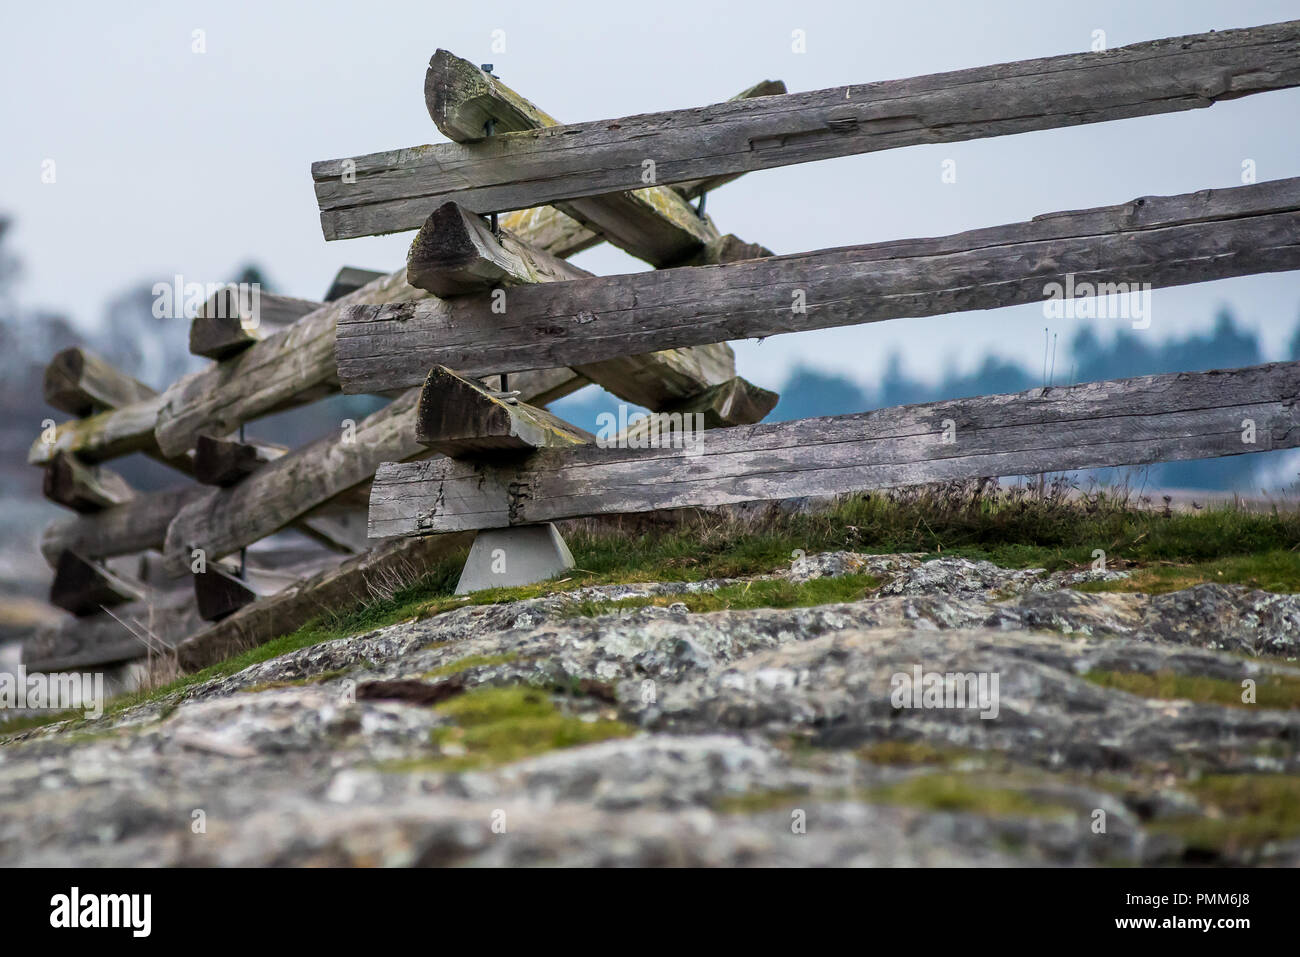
<box><xmin>3</xmin><ymin>552</ymin><xmax>1298</xmax><ymax>866</ymax></box>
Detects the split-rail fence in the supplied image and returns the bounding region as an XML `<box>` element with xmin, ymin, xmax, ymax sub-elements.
<box><xmin>20</xmin><ymin>20</ymin><xmax>1300</xmax><ymax>677</ymax></box>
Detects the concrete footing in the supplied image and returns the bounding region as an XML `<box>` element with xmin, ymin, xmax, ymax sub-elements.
<box><xmin>454</xmin><ymin>523</ymin><xmax>575</xmax><ymax>594</ymax></box>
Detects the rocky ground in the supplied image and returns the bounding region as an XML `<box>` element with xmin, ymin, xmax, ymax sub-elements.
<box><xmin>3</xmin><ymin>551</ymin><xmax>1300</xmax><ymax>866</ymax></box>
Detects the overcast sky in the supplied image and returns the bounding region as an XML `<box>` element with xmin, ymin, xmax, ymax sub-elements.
<box><xmin>4</xmin><ymin>0</ymin><xmax>1299</xmax><ymax>393</ymax></box>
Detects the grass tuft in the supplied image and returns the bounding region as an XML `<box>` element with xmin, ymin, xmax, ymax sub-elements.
<box><xmin>11</xmin><ymin>481</ymin><xmax>1300</xmax><ymax>739</ymax></box>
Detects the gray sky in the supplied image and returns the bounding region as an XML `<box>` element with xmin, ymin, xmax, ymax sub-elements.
<box><xmin>4</xmin><ymin>0</ymin><xmax>1299</xmax><ymax>393</ymax></box>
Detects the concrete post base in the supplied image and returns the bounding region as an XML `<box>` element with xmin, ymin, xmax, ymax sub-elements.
<box><xmin>454</xmin><ymin>523</ymin><xmax>575</xmax><ymax>594</ymax></box>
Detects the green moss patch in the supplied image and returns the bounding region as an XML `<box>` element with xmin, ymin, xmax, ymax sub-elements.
<box><xmin>718</xmin><ymin>772</ymin><xmax>1074</xmax><ymax>820</ymax></box>
<box><xmin>1153</xmin><ymin>774</ymin><xmax>1300</xmax><ymax>854</ymax></box>
<box><xmin>1073</xmin><ymin>549</ymin><xmax>1300</xmax><ymax>595</ymax></box>
<box><xmin>393</xmin><ymin>685</ymin><xmax>632</xmax><ymax>772</ymax></box>
<box><xmin>241</xmin><ymin>668</ymin><xmax>349</xmax><ymax>695</ymax></box>
<box><xmin>857</xmin><ymin>740</ymin><xmax>989</xmax><ymax>768</ymax></box>
<box><xmin>865</xmin><ymin>774</ymin><xmax>1075</xmax><ymax>818</ymax></box>
<box><xmin>1083</xmin><ymin>669</ymin><xmax>1300</xmax><ymax>710</ymax></box>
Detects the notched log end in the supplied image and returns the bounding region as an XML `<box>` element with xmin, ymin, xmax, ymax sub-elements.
<box><xmin>406</xmin><ymin>202</ymin><xmax>497</xmax><ymax>296</ymax></box>
<box><xmin>43</xmin><ymin>348</ymin><xmax>91</xmax><ymax>415</ymax></box>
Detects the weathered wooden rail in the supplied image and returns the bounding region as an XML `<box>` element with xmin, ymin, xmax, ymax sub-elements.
<box><xmin>336</xmin><ymin>178</ymin><xmax>1300</xmax><ymax>392</ymax></box>
<box><xmin>368</xmin><ymin>362</ymin><xmax>1300</xmax><ymax>535</ymax></box>
<box><xmin>313</xmin><ymin>21</ymin><xmax>1300</xmax><ymax>238</ymax></box>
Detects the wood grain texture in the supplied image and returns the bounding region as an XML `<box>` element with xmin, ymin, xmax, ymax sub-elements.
<box><xmin>668</xmin><ymin>79</ymin><xmax>787</xmax><ymax>199</ymax></box>
<box><xmin>175</xmin><ymin>531</ymin><xmax>473</xmax><ymax>671</ymax></box>
<box><xmin>30</xmin><ymin>348</ymin><xmax>197</xmax><ymax>473</ymax></box>
<box><xmin>423</xmin><ymin>50</ymin><xmax>721</xmax><ymax>266</ymax></box>
<box><xmin>493</xmin><ymin>82</ymin><xmax>786</xmax><ymax>259</ymax></box>
<box><xmin>368</xmin><ymin>361</ymin><xmax>1300</xmax><ymax>535</ymax></box>
<box><xmin>43</xmin><ymin>348</ymin><xmax>158</xmax><ymax>416</ymax></box>
<box><xmin>573</xmin><ymin>346</ymin><xmax>737</xmax><ymax>412</ymax></box>
<box><xmin>425</xmin><ymin>50</ymin><xmax>559</xmax><ymax>141</ymax></box>
<box><xmin>416</xmin><ymin>365</ymin><xmax>593</xmax><ymax>457</ymax></box>
<box><xmin>154</xmin><ymin>267</ymin><xmax>427</xmax><ymax>458</ymax></box>
<box><xmin>338</xmin><ymin>178</ymin><xmax>1300</xmax><ymax>393</ymax></box>
<box><xmin>406</xmin><ymin>201</ymin><xmax>589</xmax><ymax>296</ymax></box>
<box><xmin>315</xmin><ymin>21</ymin><xmax>1300</xmax><ymax>236</ymax></box>
<box><xmin>564</xmin><ymin>234</ymin><xmax>770</xmax><ymax>409</ymax></box>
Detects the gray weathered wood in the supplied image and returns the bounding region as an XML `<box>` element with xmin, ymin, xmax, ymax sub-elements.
<box><xmin>190</xmin><ymin>289</ymin><xmax>321</xmax><ymax>359</ymax></box>
<box><xmin>44</xmin><ymin>347</ymin><xmax>158</xmax><ymax>416</ymax></box>
<box><xmin>406</xmin><ymin>202</ymin><xmax>589</xmax><ymax>296</ymax></box>
<box><xmin>668</xmin><ymin>79</ymin><xmax>787</xmax><ymax>199</ymax></box>
<box><xmin>49</xmin><ymin>550</ymin><xmax>147</xmax><ymax>616</ymax></box>
<box><xmin>40</xmin><ymin>485</ymin><xmax>205</xmax><ymax>565</ymax></box>
<box><xmin>368</xmin><ymin>360</ymin><xmax>1300</xmax><ymax>535</ymax></box>
<box><xmin>416</xmin><ymin>365</ymin><xmax>593</xmax><ymax>457</ymax></box>
<box><xmin>153</xmin><ymin>172</ymin><xmax>720</xmax><ymax>457</ymax></box>
<box><xmin>28</xmin><ymin>394</ymin><xmax>171</xmax><ymax>466</ymax></box>
<box><xmin>496</xmin><ymin>206</ymin><xmax>604</xmax><ymax>261</ymax></box>
<box><xmin>426</xmin><ymin>50</ymin><xmax>560</xmax><ymax>141</ymax></box>
<box><xmin>403</xmin><ymin>200</ymin><xmax>740</xmax><ymax>408</ymax></box>
<box><xmin>678</xmin><ymin>234</ymin><xmax>773</xmax><ymax>267</ymax></box>
<box><xmin>175</xmin><ymin>531</ymin><xmax>474</xmax><ymax>671</ymax></box>
<box><xmin>294</xmin><ymin>509</ymin><xmax>372</xmax><ymax>554</ymax></box>
<box><xmin>424</xmin><ymin>51</ymin><xmax>746</xmax><ymax>266</ymax></box>
<box><xmin>43</xmin><ymin>452</ymin><xmax>136</xmax><ymax>512</ymax></box>
<box><xmin>574</xmin><ymin>347</ymin><xmax>737</xmax><ymax>412</ymax></box>
<box><xmin>193</xmin><ymin>564</ymin><xmax>260</xmax><ymax>621</ymax></box>
<box><xmin>194</xmin><ymin>434</ymin><xmax>287</xmax><ymax>486</ymax></box>
<box><xmin>30</xmin><ymin>351</ymin><xmax>195</xmax><ymax>473</ymax></box>
<box><xmin>325</xmin><ymin>266</ymin><xmax>387</xmax><ymax>302</ymax></box>
<box><xmin>153</xmin><ymin>268</ymin><xmax>427</xmax><ymax>458</ymax></box>
<box><xmin>617</xmin><ymin>376</ymin><xmax>778</xmax><ymax>446</ymax></box>
<box><xmin>161</xmin><ymin>390</ymin><xmax>424</xmax><ymax>575</ymax></box>
<box><xmin>315</xmin><ymin>21</ymin><xmax>1300</xmax><ymax>237</ymax></box>
<box><xmin>569</xmin><ymin>235</ymin><xmax>772</xmax><ymax>408</ymax></box>
<box><xmin>338</xmin><ymin>177</ymin><xmax>1300</xmax><ymax>393</ymax></box>
<box><xmin>493</xmin><ymin>83</ymin><xmax>786</xmax><ymax>260</ymax></box>
<box><xmin>157</xmin><ymin>368</ymin><xmax>581</xmax><ymax>576</ymax></box>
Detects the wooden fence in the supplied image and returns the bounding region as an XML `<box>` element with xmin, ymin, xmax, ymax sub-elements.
<box><xmin>22</xmin><ymin>19</ymin><xmax>1300</xmax><ymax>676</ymax></box>
<box><xmin>23</xmin><ymin>51</ymin><xmax>782</xmax><ymax>676</ymax></box>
